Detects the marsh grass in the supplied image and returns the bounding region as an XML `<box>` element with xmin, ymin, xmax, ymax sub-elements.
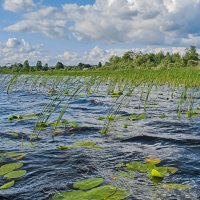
<box><xmin>2</xmin><ymin>67</ymin><xmax>200</xmax><ymax>136</ymax></box>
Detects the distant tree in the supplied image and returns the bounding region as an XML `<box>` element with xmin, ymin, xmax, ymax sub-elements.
<box><xmin>183</xmin><ymin>46</ymin><xmax>199</xmax><ymax>66</ymax></box>
<box><xmin>36</xmin><ymin>60</ymin><xmax>43</xmax><ymax>71</ymax></box>
<box><xmin>23</xmin><ymin>60</ymin><xmax>30</xmax><ymax>72</ymax></box>
<box><xmin>43</xmin><ymin>63</ymin><xmax>49</xmax><ymax>71</ymax></box>
<box><xmin>55</xmin><ymin>62</ymin><xmax>64</xmax><ymax>70</ymax></box>
<box><xmin>97</xmin><ymin>62</ymin><xmax>102</xmax><ymax>68</ymax></box>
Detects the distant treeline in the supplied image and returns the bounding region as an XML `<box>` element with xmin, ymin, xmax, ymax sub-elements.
<box><xmin>0</xmin><ymin>46</ymin><xmax>199</xmax><ymax>73</ymax></box>
<box><xmin>0</xmin><ymin>61</ymin><xmax>102</xmax><ymax>73</ymax></box>
<box><xmin>104</xmin><ymin>46</ymin><xmax>200</xmax><ymax>70</ymax></box>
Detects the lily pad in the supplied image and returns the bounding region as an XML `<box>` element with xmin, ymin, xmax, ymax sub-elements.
<box><xmin>0</xmin><ymin>163</ymin><xmax>23</xmax><ymax>176</ymax></box>
<box><xmin>129</xmin><ymin>113</ymin><xmax>146</xmax><ymax>121</ymax></box>
<box><xmin>86</xmin><ymin>185</ymin><xmax>129</xmax><ymax>200</ymax></box>
<box><xmin>116</xmin><ymin>171</ymin><xmax>135</xmax><ymax>179</ymax></box>
<box><xmin>162</xmin><ymin>183</ymin><xmax>192</xmax><ymax>190</ymax></box>
<box><xmin>52</xmin><ymin>191</ymin><xmax>87</xmax><ymax>200</ymax></box>
<box><xmin>4</xmin><ymin>170</ymin><xmax>27</xmax><ymax>179</ymax></box>
<box><xmin>151</xmin><ymin>169</ymin><xmax>163</xmax><ymax>178</ymax></box>
<box><xmin>109</xmin><ymin>91</ymin><xmax>123</xmax><ymax>96</ymax></box>
<box><xmin>72</xmin><ymin>141</ymin><xmax>102</xmax><ymax>149</ymax></box>
<box><xmin>73</xmin><ymin>178</ymin><xmax>104</xmax><ymax>190</ymax></box>
<box><xmin>57</xmin><ymin>146</ymin><xmax>69</xmax><ymax>150</ymax></box>
<box><xmin>145</xmin><ymin>156</ymin><xmax>161</xmax><ymax>165</ymax></box>
<box><xmin>125</xmin><ymin>161</ymin><xmax>148</xmax><ymax>172</ymax></box>
<box><xmin>0</xmin><ymin>181</ymin><xmax>15</xmax><ymax>189</ymax></box>
<box><xmin>3</xmin><ymin>152</ymin><xmax>26</xmax><ymax>160</ymax></box>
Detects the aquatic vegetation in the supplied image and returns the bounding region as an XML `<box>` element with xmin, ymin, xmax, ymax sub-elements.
<box><xmin>57</xmin><ymin>141</ymin><xmax>103</xmax><ymax>150</ymax></box>
<box><xmin>0</xmin><ymin>151</ymin><xmax>27</xmax><ymax>190</ymax></box>
<box><xmin>0</xmin><ymin>152</ymin><xmax>26</xmax><ymax>160</ymax></box>
<box><xmin>52</xmin><ymin>179</ymin><xmax>129</xmax><ymax>200</ymax></box>
<box><xmin>8</xmin><ymin>115</ymin><xmax>23</xmax><ymax>120</ymax></box>
<box><xmin>129</xmin><ymin>113</ymin><xmax>146</xmax><ymax>121</ymax></box>
<box><xmin>162</xmin><ymin>183</ymin><xmax>192</xmax><ymax>190</ymax></box>
<box><xmin>116</xmin><ymin>157</ymin><xmax>188</xmax><ymax>190</ymax></box>
<box><xmin>0</xmin><ymin>163</ymin><xmax>24</xmax><ymax>175</ymax></box>
<box><xmin>0</xmin><ymin>181</ymin><xmax>15</xmax><ymax>189</ymax></box>
<box><xmin>4</xmin><ymin>170</ymin><xmax>27</xmax><ymax>179</ymax></box>
<box><xmin>73</xmin><ymin>178</ymin><xmax>104</xmax><ymax>190</ymax></box>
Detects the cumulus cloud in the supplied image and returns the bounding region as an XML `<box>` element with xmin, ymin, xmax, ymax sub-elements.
<box><xmin>3</xmin><ymin>0</ymin><xmax>35</xmax><ymax>12</ymax></box>
<box><xmin>0</xmin><ymin>38</ymin><xmax>49</xmax><ymax>65</ymax></box>
<box><xmin>4</xmin><ymin>0</ymin><xmax>200</xmax><ymax>47</ymax></box>
<box><xmin>4</xmin><ymin>0</ymin><xmax>200</xmax><ymax>46</ymax></box>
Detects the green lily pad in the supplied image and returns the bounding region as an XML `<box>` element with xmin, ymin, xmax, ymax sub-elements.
<box><xmin>0</xmin><ymin>181</ymin><xmax>15</xmax><ymax>189</ymax></box>
<box><xmin>86</xmin><ymin>185</ymin><xmax>129</xmax><ymax>200</ymax></box>
<box><xmin>125</xmin><ymin>161</ymin><xmax>148</xmax><ymax>172</ymax></box>
<box><xmin>72</xmin><ymin>141</ymin><xmax>102</xmax><ymax>149</ymax></box>
<box><xmin>109</xmin><ymin>91</ymin><xmax>123</xmax><ymax>96</ymax></box>
<box><xmin>159</xmin><ymin>114</ymin><xmax>167</xmax><ymax>119</ymax></box>
<box><xmin>0</xmin><ymin>163</ymin><xmax>23</xmax><ymax>176</ymax></box>
<box><xmin>8</xmin><ymin>115</ymin><xmax>23</xmax><ymax>120</ymax></box>
<box><xmin>7</xmin><ymin>132</ymin><xmax>19</xmax><ymax>137</ymax></box>
<box><xmin>4</xmin><ymin>170</ymin><xmax>27</xmax><ymax>179</ymax></box>
<box><xmin>129</xmin><ymin>113</ymin><xmax>146</xmax><ymax>121</ymax></box>
<box><xmin>162</xmin><ymin>183</ymin><xmax>192</xmax><ymax>190</ymax></box>
<box><xmin>57</xmin><ymin>146</ymin><xmax>69</xmax><ymax>150</ymax></box>
<box><xmin>116</xmin><ymin>171</ymin><xmax>135</xmax><ymax>179</ymax></box>
<box><xmin>151</xmin><ymin>169</ymin><xmax>163</xmax><ymax>178</ymax></box>
<box><xmin>3</xmin><ymin>152</ymin><xmax>26</xmax><ymax>160</ymax></box>
<box><xmin>52</xmin><ymin>191</ymin><xmax>87</xmax><ymax>200</ymax></box>
<box><xmin>73</xmin><ymin>178</ymin><xmax>104</xmax><ymax>190</ymax></box>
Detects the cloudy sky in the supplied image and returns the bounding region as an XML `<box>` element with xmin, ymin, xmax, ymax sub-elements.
<box><xmin>0</xmin><ymin>0</ymin><xmax>200</xmax><ymax>66</ymax></box>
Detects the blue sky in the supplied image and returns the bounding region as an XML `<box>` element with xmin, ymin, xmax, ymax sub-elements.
<box><xmin>0</xmin><ymin>0</ymin><xmax>200</xmax><ymax>66</ymax></box>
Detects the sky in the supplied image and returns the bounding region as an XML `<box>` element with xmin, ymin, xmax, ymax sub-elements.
<box><xmin>0</xmin><ymin>0</ymin><xmax>200</xmax><ymax>66</ymax></box>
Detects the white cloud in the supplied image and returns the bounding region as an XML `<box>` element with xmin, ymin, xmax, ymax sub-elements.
<box><xmin>3</xmin><ymin>0</ymin><xmax>35</xmax><ymax>12</ymax></box>
<box><xmin>0</xmin><ymin>38</ymin><xmax>49</xmax><ymax>65</ymax></box>
<box><xmin>4</xmin><ymin>0</ymin><xmax>200</xmax><ymax>46</ymax></box>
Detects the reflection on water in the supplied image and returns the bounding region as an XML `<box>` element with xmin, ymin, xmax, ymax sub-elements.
<box><xmin>0</xmin><ymin>81</ymin><xmax>200</xmax><ymax>200</ymax></box>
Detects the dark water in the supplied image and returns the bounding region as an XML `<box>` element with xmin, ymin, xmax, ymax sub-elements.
<box><xmin>0</xmin><ymin>78</ymin><xmax>200</xmax><ymax>200</ymax></box>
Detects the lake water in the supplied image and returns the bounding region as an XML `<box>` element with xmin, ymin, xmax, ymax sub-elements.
<box><xmin>0</xmin><ymin>75</ymin><xmax>200</xmax><ymax>200</ymax></box>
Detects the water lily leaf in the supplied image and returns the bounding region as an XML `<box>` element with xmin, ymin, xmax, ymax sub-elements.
<box><xmin>72</xmin><ymin>141</ymin><xmax>103</xmax><ymax>149</ymax></box>
<box><xmin>4</xmin><ymin>170</ymin><xmax>27</xmax><ymax>179</ymax></box>
<box><xmin>52</xmin><ymin>191</ymin><xmax>87</xmax><ymax>200</ymax></box>
<box><xmin>4</xmin><ymin>152</ymin><xmax>26</xmax><ymax>160</ymax></box>
<box><xmin>167</xmin><ymin>167</ymin><xmax>178</xmax><ymax>174</ymax></box>
<box><xmin>145</xmin><ymin>156</ymin><xmax>161</xmax><ymax>165</ymax></box>
<box><xmin>151</xmin><ymin>169</ymin><xmax>163</xmax><ymax>178</ymax></box>
<box><xmin>0</xmin><ymin>163</ymin><xmax>23</xmax><ymax>175</ymax></box>
<box><xmin>86</xmin><ymin>185</ymin><xmax>129</xmax><ymax>200</ymax></box>
<box><xmin>116</xmin><ymin>171</ymin><xmax>135</xmax><ymax>179</ymax></box>
<box><xmin>0</xmin><ymin>181</ymin><xmax>15</xmax><ymax>189</ymax></box>
<box><xmin>7</xmin><ymin>132</ymin><xmax>19</xmax><ymax>137</ymax></box>
<box><xmin>109</xmin><ymin>91</ymin><xmax>123</xmax><ymax>96</ymax></box>
<box><xmin>116</xmin><ymin>162</ymin><xmax>125</xmax><ymax>168</ymax></box>
<box><xmin>8</xmin><ymin>115</ymin><xmax>23</xmax><ymax>120</ymax></box>
<box><xmin>162</xmin><ymin>183</ymin><xmax>192</xmax><ymax>190</ymax></box>
<box><xmin>73</xmin><ymin>178</ymin><xmax>104</xmax><ymax>190</ymax></box>
<box><xmin>159</xmin><ymin>114</ymin><xmax>167</xmax><ymax>119</ymax></box>
<box><xmin>155</xmin><ymin>166</ymin><xmax>177</xmax><ymax>176</ymax></box>
<box><xmin>129</xmin><ymin>113</ymin><xmax>146</xmax><ymax>121</ymax></box>
<box><xmin>57</xmin><ymin>146</ymin><xmax>69</xmax><ymax>150</ymax></box>
<box><xmin>125</xmin><ymin>161</ymin><xmax>148</xmax><ymax>172</ymax></box>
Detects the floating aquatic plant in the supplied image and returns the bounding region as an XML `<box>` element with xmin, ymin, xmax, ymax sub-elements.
<box><xmin>4</xmin><ymin>170</ymin><xmax>27</xmax><ymax>179</ymax></box>
<box><xmin>0</xmin><ymin>181</ymin><xmax>15</xmax><ymax>189</ymax></box>
<box><xmin>57</xmin><ymin>141</ymin><xmax>103</xmax><ymax>150</ymax></box>
<box><xmin>73</xmin><ymin>178</ymin><xmax>104</xmax><ymax>190</ymax></box>
<box><xmin>52</xmin><ymin>178</ymin><xmax>130</xmax><ymax>200</ymax></box>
